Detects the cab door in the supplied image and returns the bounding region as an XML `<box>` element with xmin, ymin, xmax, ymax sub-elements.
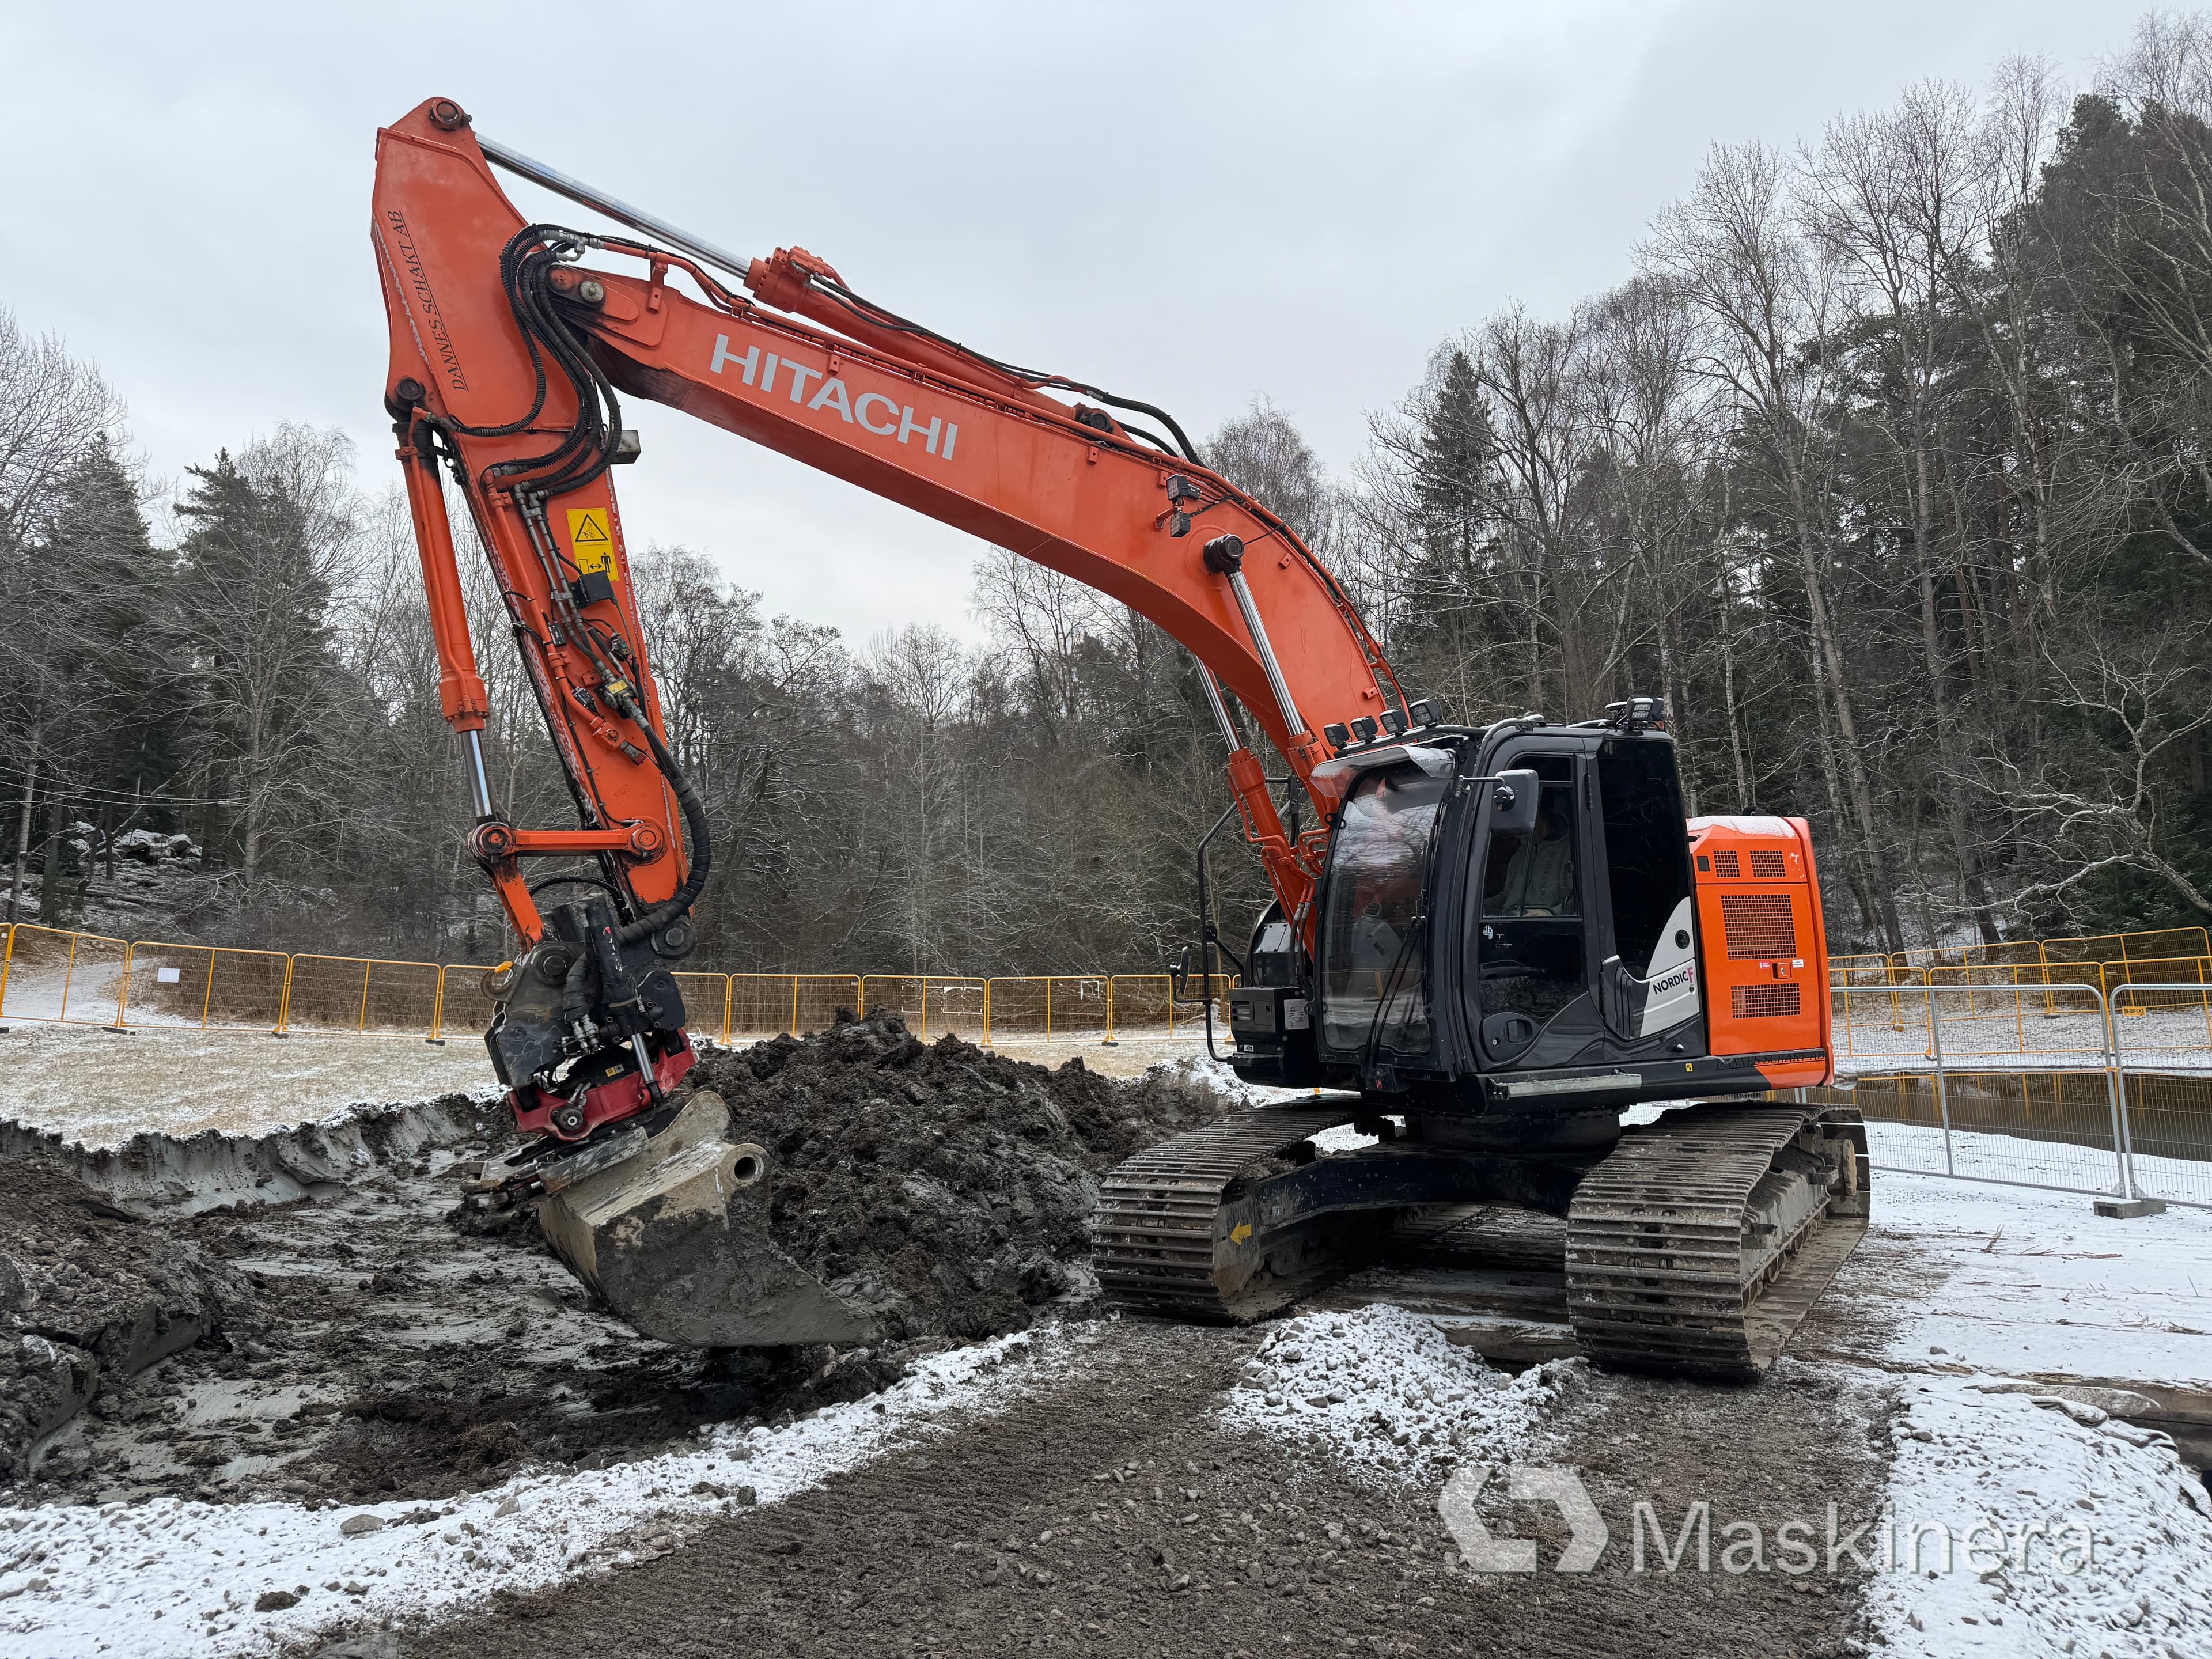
<box><xmin>1462</xmin><ymin>745</ymin><xmax>1603</xmax><ymax>1069</ymax></box>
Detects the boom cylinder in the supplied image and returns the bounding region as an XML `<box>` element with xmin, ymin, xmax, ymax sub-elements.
<box><xmin>1203</xmin><ymin>536</ymin><xmax>1308</xmax><ymax>744</ymax></box>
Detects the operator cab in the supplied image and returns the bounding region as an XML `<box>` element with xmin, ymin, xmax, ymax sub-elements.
<box><xmin>1229</xmin><ymin>700</ymin><xmax>1824</xmax><ymax>1116</ymax></box>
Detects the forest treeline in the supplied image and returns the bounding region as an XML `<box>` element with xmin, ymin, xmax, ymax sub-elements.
<box><xmin>6</xmin><ymin>16</ymin><xmax>2212</xmax><ymax>968</ymax></box>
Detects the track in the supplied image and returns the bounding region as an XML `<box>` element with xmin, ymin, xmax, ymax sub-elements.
<box><xmin>1565</xmin><ymin>1104</ymin><xmax>1870</xmax><ymax>1380</ymax></box>
<box><xmin>1099</xmin><ymin>1099</ymin><xmax>1871</xmax><ymax>1381</ymax></box>
<box><xmin>1093</xmin><ymin>1102</ymin><xmax>1360</xmax><ymax>1320</ymax></box>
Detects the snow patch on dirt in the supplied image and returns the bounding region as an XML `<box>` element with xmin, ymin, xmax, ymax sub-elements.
<box><xmin>0</xmin><ymin>1327</ymin><xmax>1078</xmax><ymax>1659</ymax></box>
<box><xmin>1843</xmin><ymin>1162</ymin><xmax>2212</xmax><ymax>1388</ymax></box>
<box><xmin>1221</xmin><ymin>1304</ymin><xmax>1566</xmax><ymax>1481</ymax></box>
<box><xmin>1868</xmin><ymin>1375</ymin><xmax>2212</xmax><ymax>1657</ymax></box>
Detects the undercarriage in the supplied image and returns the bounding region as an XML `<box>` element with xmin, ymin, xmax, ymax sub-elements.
<box><xmin>1094</xmin><ymin>1096</ymin><xmax>1869</xmax><ymax>1380</ymax></box>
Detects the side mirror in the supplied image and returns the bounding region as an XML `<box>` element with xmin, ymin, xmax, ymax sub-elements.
<box><xmin>1168</xmin><ymin>945</ymin><xmax>1192</xmax><ymax>1001</ymax></box>
<box><xmin>1489</xmin><ymin>769</ymin><xmax>1540</xmax><ymax>835</ymax></box>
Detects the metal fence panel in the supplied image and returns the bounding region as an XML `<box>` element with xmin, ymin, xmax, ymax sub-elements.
<box><xmin>2109</xmin><ymin>985</ymin><xmax>2212</xmax><ymax>1208</ymax></box>
<box><xmin>671</xmin><ymin>972</ymin><xmax>732</xmax><ymax>1044</ymax></box>
<box><xmin>281</xmin><ymin>954</ymin><xmax>441</xmax><ymax>1037</ymax></box>
<box><xmin>857</xmin><ymin>975</ymin><xmax>988</xmax><ymax>1041</ymax></box>
<box><xmin>120</xmin><ymin>941</ymin><xmax>289</xmax><ymax>1032</ymax></box>
<box><xmin>435</xmin><ymin>964</ymin><xmax>500</xmax><ymax>1043</ymax></box>
<box><xmin>0</xmin><ymin>923</ymin><xmax>129</xmax><ymax>1026</ymax></box>
<box><xmin>1100</xmin><ymin>973</ymin><xmax>1234</xmax><ymax>1039</ymax></box>
<box><xmin>1842</xmin><ymin>1070</ymin><xmax>2130</xmax><ymax>1195</ymax></box>
<box><xmin>985</xmin><ymin>976</ymin><xmax>1112</xmax><ymax>1043</ymax></box>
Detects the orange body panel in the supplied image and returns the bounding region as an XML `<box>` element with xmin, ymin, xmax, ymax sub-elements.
<box><xmin>370</xmin><ymin>99</ymin><xmax>1407</xmax><ymax>944</ymax></box>
<box><xmin>1690</xmin><ymin>815</ymin><xmax>1835</xmax><ymax>1087</ymax></box>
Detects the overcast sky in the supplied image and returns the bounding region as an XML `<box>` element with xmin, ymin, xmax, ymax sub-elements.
<box><xmin>5</xmin><ymin>1</ymin><xmax>2151</xmax><ymax>645</ymax></box>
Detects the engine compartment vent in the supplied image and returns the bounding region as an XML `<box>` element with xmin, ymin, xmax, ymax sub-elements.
<box><xmin>1711</xmin><ymin>848</ymin><xmax>1741</xmax><ymax>878</ymax></box>
<box><xmin>1720</xmin><ymin>893</ymin><xmax>1798</xmax><ymax>960</ymax></box>
<box><xmin>1749</xmin><ymin>849</ymin><xmax>1789</xmax><ymax>880</ymax></box>
<box><xmin>1731</xmin><ymin>982</ymin><xmax>1802</xmax><ymax>1018</ymax></box>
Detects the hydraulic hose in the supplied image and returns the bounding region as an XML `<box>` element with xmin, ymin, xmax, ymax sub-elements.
<box><xmin>617</xmin><ymin>717</ymin><xmax>712</xmax><ymax>945</ymax></box>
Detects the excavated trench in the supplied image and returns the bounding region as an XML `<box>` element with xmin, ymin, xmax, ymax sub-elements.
<box><xmin>0</xmin><ymin>1014</ymin><xmax>1233</xmax><ymax>1511</ymax></box>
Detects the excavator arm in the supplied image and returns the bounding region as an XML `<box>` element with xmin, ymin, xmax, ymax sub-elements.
<box><xmin>373</xmin><ymin>99</ymin><xmax>1411</xmax><ymax>975</ymax></box>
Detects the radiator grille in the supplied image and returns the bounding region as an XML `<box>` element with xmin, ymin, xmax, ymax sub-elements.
<box><xmin>1711</xmin><ymin>848</ymin><xmax>1741</xmax><ymax>878</ymax></box>
<box><xmin>1720</xmin><ymin>893</ymin><xmax>1798</xmax><ymax>960</ymax></box>
<box><xmin>1731</xmin><ymin>982</ymin><xmax>1802</xmax><ymax>1019</ymax></box>
<box><xmin>1749</xmin><ymin>849</ymin><xmax>1789</xmax><ymax>880</ymax></box>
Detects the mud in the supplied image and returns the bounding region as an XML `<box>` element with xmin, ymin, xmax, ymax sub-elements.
<box><xmin>0</xmin><ymin>1159</ymin><xmax>246</xmax><ymax>1481</ymax></box>
<box><xmin>0</xmin><ymin>1023</ymin><xmax>1232</xmax><ymax>1513</ymax></box>
<box><xmin>686</xmin><ymin>1013</ymin><xmax>1235</xmax><ymax>1342</ymax></box>
<box><xmin>383</xmin><ymin>1323</ymin><xmax>1892</xmax><ymax>1659</ymax></box>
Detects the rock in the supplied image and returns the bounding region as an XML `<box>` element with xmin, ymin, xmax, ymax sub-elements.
<box><xmin>735</xmin><ymin>1486</ymin><xmax>758</xmax><ymax>1506</ymax></box>
<box><xmin>255</xmin><ymin>1589</ymin><xmax>300</xmax><ymax>1612</ymax></box>
<box><xmin>339</xmin><ymin>1513</ymin><xmax>385</xmax><ymax>1536</ymax></box>
<box><xmin>495</xmin><ymin>1495</ymin><xmax>520</xmax><ymax>1516</ymax></box>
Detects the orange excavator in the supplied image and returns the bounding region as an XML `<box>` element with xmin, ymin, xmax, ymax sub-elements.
<box><xmin>375</xmin><ymin>97</ymin><xmax>1868</xmax><ymax>1375</ymax></box>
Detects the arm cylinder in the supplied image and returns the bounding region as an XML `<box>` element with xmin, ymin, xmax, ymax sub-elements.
<box><xmin>396</xmin><ymin>424</ymin><xmax>492</xmax><ymax>736</ymax></box>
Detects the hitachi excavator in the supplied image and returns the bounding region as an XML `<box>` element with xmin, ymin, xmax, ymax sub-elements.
<box><xmin>374</xmin><ymin>97</ymin><xmax>1867</xmax><ymax>1377</ymax></box>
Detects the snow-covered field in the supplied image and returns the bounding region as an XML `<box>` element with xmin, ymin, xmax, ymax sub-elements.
<box><xmin>0</xmin><ymin>1024</ymin><xmax>502</xmax><ymax>1146</ymax></box>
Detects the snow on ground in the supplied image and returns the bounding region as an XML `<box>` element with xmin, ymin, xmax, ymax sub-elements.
<box><xmin>0</xmin><ymin>1025</ymin><xmax>502</xmax><ymax>1147</ymax></box>
<box><xmin>1866</xmin><ymin>1376</ymin><xmax>2212</xmax><ymax>1657</ymax></box>
<box><xmin>1866</xmin><ymin>1120</ymin><xmax>2212</xmax><ymax>1213</ymax></box>
<box><xmin>1220</xmin><ymin>1304</ymin><xmax>1567</xmax><ymax>1482</ymax></box>
<box><xmin>1847</xmin><ymin>1138</ymin><xmax>2212</xmax><ymax>1389</ymax></box>
<box><xmin>0</xmin><ymin>1328</ymin><xmax>1076</xmax><ymax>1659</ymax></box>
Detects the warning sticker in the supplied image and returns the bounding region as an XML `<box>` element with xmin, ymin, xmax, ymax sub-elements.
<box><xmin>566</xmin><ymin>507</ymin><xmax>616</xmax><ymax>578</ymax></box>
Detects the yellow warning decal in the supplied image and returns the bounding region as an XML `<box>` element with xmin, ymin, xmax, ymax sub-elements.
<box><xmin>566</xmin><ymin>507</ymin><xmax>616</xmax><ymax>578</ymax></box>
<box><xmin>1229</xmin><ymin>1222</ymin><xmax>1252</xmax><ymax>1244</ymax></box>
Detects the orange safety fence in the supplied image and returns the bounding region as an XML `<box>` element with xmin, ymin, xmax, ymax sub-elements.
<box><xmin>278</xmin><ymin>953</ymin><xmax>443</xmax><ymax>1037</ymax></box>
<box><xmin>1096</xmin><ymin>973</ymin><xmax>1236</xmax><ymax>1040</ymax></box>
<box><xmin>435</xmin><ymin>964</ymin><xmax>502</xmax><ymax>1043</ymax></box>
<box><xmin>670</xmin><ymin>972</ymin><xmax>731</xmax><ymax>1044</ymax></box>
<box><xmin>0</xmin><ymin>922</ymin><xmax>130</xmax><ymax>1027</ymax></box>
<box><xmin>5</xmin><ymin>918</ymin><xmax>2206</xmax><ymax>1061</ymax></box>
<box><xmin>120</xmin><ymin>940</ymin><xmax>290</xmax><ymax>1032</ymax></box>
<box><xmin>857</xmin><ymin>975</ymin><xmax>989</xmax><ymax>1041</ymax></box>
<box><xmin>984</xmin><ymin>975</ymin><xmax>1113</xmax><ymax>1042</ymax></box>
<box><xmin>719</xmin><ymin>974</ymin><xmax>862</xmax><ymax>1042</ymax></box>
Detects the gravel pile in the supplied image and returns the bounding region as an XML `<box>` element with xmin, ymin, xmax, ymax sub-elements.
<box><xmin>1222</xmin><ymin>1304</ymin><xmax>1570</xmax><ymax>1479</ymax></box>
<box><xmin>689</xmin><ymin>1012</ymin><xmax>1236</xmax><ymax>1342</ymax></box>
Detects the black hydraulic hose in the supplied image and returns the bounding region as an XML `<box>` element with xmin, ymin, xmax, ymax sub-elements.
<box><xmin>616</xmin><ymin>717</ymin><xmax>713</xmax><ymax>945</ymax></box>
<box><xmin>559</xmin><ymin>940</ymin><xmax>593</xmax><ymax>1027</ymax></box>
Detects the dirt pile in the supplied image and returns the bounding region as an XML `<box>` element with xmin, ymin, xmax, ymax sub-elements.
<box><xmin>687</xmin><ymin>1013</ymin><xmax>1234</xmax><ymax>1343</ymax></box>
<box><xmin>0</xmin><ymin>1158</ymin><xmax>247</xmax><ymax>1480</ymax></box>
<box><xmin>0</xmin><ymin>1028</ymin><xmax>1236</xmax><ymax>1509</ymax></box>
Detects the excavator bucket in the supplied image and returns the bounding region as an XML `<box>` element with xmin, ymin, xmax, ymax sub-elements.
<box><xmin>528</xmin><ymin>1092</ymin><xmax>878</xmax><ymax>1349</ymax></box>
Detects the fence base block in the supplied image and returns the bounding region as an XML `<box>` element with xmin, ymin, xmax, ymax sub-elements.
<box><xmin>2094</xmin><ymin>1195</ymin><xmax>2169</xmax><ymax>1219</ymax></box>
